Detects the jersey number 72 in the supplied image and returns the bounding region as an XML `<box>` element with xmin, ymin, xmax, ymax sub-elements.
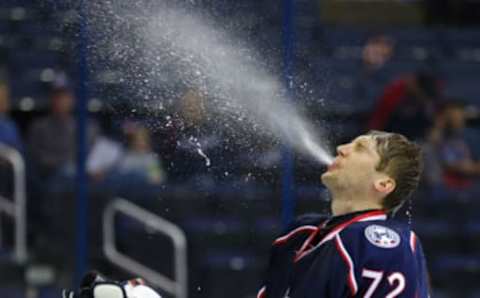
<box><xmin>362</xmin><ymin>268</ymin><xmax>405</xmax><ymax>298</ymax></box>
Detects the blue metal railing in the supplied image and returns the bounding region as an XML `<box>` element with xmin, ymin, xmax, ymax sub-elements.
<box><xmin>281</xmin><ymin>0</ymin><xmax>296</xmax><ymax>229</ymax></box>
<box><xmin>74</xmin><ymin>0</ymin><xmax>90</xmax><ymax>287</ymax></box>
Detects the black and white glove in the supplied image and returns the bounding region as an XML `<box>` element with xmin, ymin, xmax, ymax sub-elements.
<box><xmin>61</xmin><ymin>289</ymin><xmax>75</xmax><ymax>298</ymax></box>
<box><xmin>61</xmin><ymin>271</ymin><xmax>161</xmax><ymax>298</ymax></box>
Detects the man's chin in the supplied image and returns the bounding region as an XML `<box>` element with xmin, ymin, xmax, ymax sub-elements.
<box><xmin>321</xmin><ymin>171</ymin><xmax>335</xmax><ymax>186</ymax></box>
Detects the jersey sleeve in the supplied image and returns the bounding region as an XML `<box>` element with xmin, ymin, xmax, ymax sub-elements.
<box><xmin>320</xmin><ymin>242</ymin><xmax>352</xmax><ymax>298</ymax></box>
<box><xmin>258</xmin><ymin>214</ymin><xmax>327</xmax><ymax>298</ymax></box>
<box><xmin>410</xmin><ymin>232</ymin><xmax>431</xmax><ymax>297</ymax></box>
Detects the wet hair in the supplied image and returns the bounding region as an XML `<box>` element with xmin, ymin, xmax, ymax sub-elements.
<box><xmin>367</xmin><ymin>130</ymin><xmax>423</xmax><ymax>212</ymax></box>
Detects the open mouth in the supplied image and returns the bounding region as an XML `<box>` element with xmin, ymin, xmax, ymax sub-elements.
<box><xmin>327</xmin><ymin>160</ymin><xmax>340</xmax><ymax>171</ymax></box>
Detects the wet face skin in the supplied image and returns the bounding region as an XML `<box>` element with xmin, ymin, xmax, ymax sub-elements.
<box><xmin>321</xmin><ymin>135</ymin><xmax>392</xmax><ymax>200</ymax></box>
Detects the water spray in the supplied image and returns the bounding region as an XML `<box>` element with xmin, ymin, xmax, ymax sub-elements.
<box><xmin>85</xmin><ymin>1</ymin><xmax>334</xmax><ymax>166</ymax></box>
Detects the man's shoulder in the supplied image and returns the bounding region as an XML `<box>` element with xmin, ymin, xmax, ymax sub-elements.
<box><xmin>290</xmin><ymin>213</ymin><xmax>329</xmax><ymax>230</ymax></box>
<box><xmin>272</xmin><ymin>213</ymin><xmax>328</xmax><ymax>246</ymax></box>
<box><xmin>339</xmin><ymin>219</ymin><xmax>414</xmax><ymax>254</ymax></box>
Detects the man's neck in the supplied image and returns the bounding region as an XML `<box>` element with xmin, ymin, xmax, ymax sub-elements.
<box><xmin>331</xmin><ymin>192</ymin><xmax>383</xmax><ymax>216</ymax></box>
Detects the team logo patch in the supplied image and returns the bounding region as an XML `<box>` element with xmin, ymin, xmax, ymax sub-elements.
<box><xmin>364</xmin><ymin>225</ymin><xmax>400</xmax><ymax>248</ymax></box>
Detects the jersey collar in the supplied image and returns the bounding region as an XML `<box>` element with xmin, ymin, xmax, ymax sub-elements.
<box><xmin>294</xmin><ymin>210</ymin><xmax>387</xmax><ymax>262</ymax></box>
<box><xmin>327</xmin><ymin>209</ymin><xmax>387</xmax><ymax>226</ymax></box>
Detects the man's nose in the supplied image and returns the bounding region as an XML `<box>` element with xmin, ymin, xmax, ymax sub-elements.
<box><xmin>336</xmin><ymin>144</ymin><xmax>348</xmax><ymax>157</ymax></box>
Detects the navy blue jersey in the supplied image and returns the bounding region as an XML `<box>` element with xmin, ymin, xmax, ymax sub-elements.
<box><xmin>257</xmin><ymin>210</ymin><xmax>430</xmax><ymax>298</ymax></box>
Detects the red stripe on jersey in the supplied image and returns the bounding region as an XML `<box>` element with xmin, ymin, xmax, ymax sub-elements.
<box><xmin>273</xmin><ymin>226</ymin><xmax>318</xmax><ymax>246</ymax></box>
<box><xmin>257</xmin><ymin>286</ymin><xmax>266</xmax><ymax>298</ymax></box>
<box><xmin>295</xmin><ymin>210</ymin><xmax>387</xmax><ymax>262</ymax></box>
<box><xmin>334</xmin><ymin>234</ymin><xmax>358</xmax><ymax>296</ymax></box>
<box><xmin>410</xmin><ymin>232</ymin><xmax>417</xmax><ymax>253</ymax></box>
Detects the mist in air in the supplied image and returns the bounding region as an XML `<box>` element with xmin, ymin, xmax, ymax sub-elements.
<box><xmin>84</xmin><ymin>0</ymin><xmax>334</xmax><ymax>166</ymax></box>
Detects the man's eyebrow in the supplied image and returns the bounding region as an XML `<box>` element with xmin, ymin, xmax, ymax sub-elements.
<box><xmin>355</xmin><ymin>137</ymin><xmax>375</xmax><ymax>153</ymax></box>
<box><xmin>352</xmin><ymin>137</ymin><xmax>367</xmax><ymax>145</ymax></box>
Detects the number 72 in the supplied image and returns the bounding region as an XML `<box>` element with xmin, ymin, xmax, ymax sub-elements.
<box><xmin>362</xmin><ymin>269</ymin><xmax>405</xmax><ymax>298</ymax></box>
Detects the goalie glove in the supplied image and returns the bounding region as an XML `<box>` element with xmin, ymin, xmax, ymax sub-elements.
<box><xmin>62</xmin><ymin>271</ymin><xmax>161</xmax><ymax>298</ymax></box>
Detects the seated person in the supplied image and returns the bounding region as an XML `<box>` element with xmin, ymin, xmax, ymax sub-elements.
<box><xmin>0</xmin><ymin>80</ymin><xmax>23</xmax><ymax>152</ymax></box>
<box><xmin>426</xmin><ymin>101</ymin><xmax>480</xmax><ymax>192</ymax></box>
<box><xmin>115</xmin><ymin>122</ymin><xmax>166</xmax><ymax>185</ymax></box>
<box><xmin>367</xmin><ymin>71</ymin><xmax>439</xmax><ymax>141</ymax></box>
<box><xmin>28</xmin><ymin>87</ymin><xmax>98</xmax><ymax>178</ymax></box>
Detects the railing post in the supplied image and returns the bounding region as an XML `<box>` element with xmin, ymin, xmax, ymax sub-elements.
<box><xmin>103</xmin><ymin>198</ymin><xmax>188</xmax><ymax>298</ymax></box>
<box><xmin>75</xmin><ymin>0</ymin><xmax>90</xmax><ymax>287</ymax></box>
<box><xmin>281</xmin><ymin>0</ymin><xmax>296</xmax><ymax>229</ymax></box>
<box><xmin>0</xmin><ymin>144</ymin><xmax>27</xmax><ymax>263</ymax></box>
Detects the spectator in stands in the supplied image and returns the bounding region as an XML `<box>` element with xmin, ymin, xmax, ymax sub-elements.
<box><xmin>171</xmin><ymin>88</ymin><xmax>222</xmax><ymax>182</ymax></box>
<box><xmin>425</xmin><ymin>101</ymin><xmax>480</xmax><ymax>193</ymax></box>
<box><xmin>0</xmin><ymin>81</ymin><xmax>23</xmax><ymax>152</ymax></box>
<box><xmin>28</xmin><ymin>87</ymin><xmax>98</xmax><ymax>178</ymax></box>
<box><xmin>86</xmin><ymin>134</ymin><xmax>123</xmax><ymax>182</ymax></box>
<box><xmin>362</xmin><ymin>34</ymin><xmax>395</xmax><ymax>72</ymax></box>
<box><xmin>367</xmin><ymin>71</ymin><xmax>439</xmax><ymax>140</ymax></box>
<box><xmin>115</xmin><ymin>122</ymin><xmax>165</xmax><ymax>185</ymax></box>
<box><xmin>176</xmin><ymin>88</ymin><xmax>209</xmax><ymax>132</ymax></box>
<box><xmin>0</xmin><ymin>79</ymin><xmax>23</xmax><ymax>199</ymax></box>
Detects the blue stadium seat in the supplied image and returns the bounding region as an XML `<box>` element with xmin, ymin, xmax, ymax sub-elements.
<box><xmin>0</xmin><ymin>287</ymin><xmax>24</xmax><ymax>298</ymax></box>
<box><xmin>444</xmin><ymin>78</ymin><xmax>479</xmax><ymax>105</ymax></box>
<box><xmin>382</xmin><ymin>60</ymin><xmax>426</xmax><ymax>77</ymax></box>
<box><xmin>442</xmin><ymin>28</ymin><xmax>480</xmax><ymax>47</ymax></box>
<box><xmin>431</xmin><ymin>254</ymin><xmax>480</xmax><ymax>275</ymax></box>
<box><xmin>41</xmin><ymin>287</ymin><xmax>64</xmax><ymax>298</ymax></box>
<box><xmin>200</xmin><ymin>250</ymin><xmax>263</xmax><ymax>298</ymax></box>
<box><xmin>387</xmin><ymin>28</ymin><xmax>443</xmax><ymax>61</ymax></box>
<box><xmin>8</xmin><ymin>50</ymin><xmax>62</xmax><ymax>72</ymax></box>
<box><xmin>183</xmin><ymin>216</ymin><xmax>245</xmax><ymax>232</ymax></box>
<box><xmin>438</xmin><ymin>61</ymin><xmax>480</xmax><ymax>80</ymax></box>
<box><xmin>0</xmin><ymin>21</ymin><xmax>9</xmax><ymax>33</ymax></box>
<box><xmin>9</xmin><ymin>76</ymin><xmax>47</xmax><ymax>106</ymax></box>
<box><xmin>321</xmin><ymin>26</ymin><xmax>370</xmax><ymax>48</ymax></box>
<box><xmin>313</xmin><ymin>59</ymin><xmax>361</xmax><ymax>106</ymax></box>
<box><xmin>314</xmin><ymin>57</ymin><xmax>361</xmax><ymax>75</ymax></box>
<box><xmin>469</xmin><ymin>290</ymin><xmax>480</xmax><ymax>298</ymax></box>
<box><xmin>464</xmin><ymin>220</ymin><xmax>480</xmax><ymax>253</ymax></box>
<box><xmin>14</xmin><ymin>20</ymin><xmax>59</xmax><ymax>37</ymax></box>
<box><xmin>440</xmin><ymin>28</ymin><xmax>480</xmax><ymax>60</ymax></box>
<box><xmin>430</xmin><ymin>254</ymin><xmax>480</xmax><ymax>294</ymax></box>
<box><xmin>411</xmin><ymin>219</ymin><xmax>459</xmax><ymax>254</ymax></box>
<box><xmin>388</xmin><ymin>28</ymin><xmax>439</xmax><ymax>45</ymax></box>
<box><xmin>203</xmin><ymin>250</ymin><xmax>260</xmax><ymax>271</ymax></box>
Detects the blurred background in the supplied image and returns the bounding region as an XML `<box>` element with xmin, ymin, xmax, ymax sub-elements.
<box><xmin>0</xmin><ymin>0</ymin><xmax>480</xmax><ymax>297</ymax></box>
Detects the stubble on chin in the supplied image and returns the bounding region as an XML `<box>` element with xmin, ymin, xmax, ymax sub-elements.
<box><xmin>321</xmin><ymin>171</ymin><xmax>336</xmax><ymax>188</ymax></box>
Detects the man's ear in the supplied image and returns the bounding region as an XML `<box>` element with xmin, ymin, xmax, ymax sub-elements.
<box><xmin>374</xmin><ymin>177</ymin><xmax>396</xmax><ymax>195</ymax></box>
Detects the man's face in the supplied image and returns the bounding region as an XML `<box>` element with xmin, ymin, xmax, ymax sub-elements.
<box><xmin>321</xmin><ymin>135</ymin><xmax>383</xmax><ymax>193</ymax></box>
<box><xmin>0</xmin><ymin>84</ymin><xmax>10</xmax><ymax>114</ymax></box>
<box><xmin>445</xmin><ymin>106</ymin><xmax>465</xmax><ymax>131</ymax></box>
<box><xmin>51</xmin><ymin>91</ymin><xmax>74</xmax><ymax>116</ymax></box>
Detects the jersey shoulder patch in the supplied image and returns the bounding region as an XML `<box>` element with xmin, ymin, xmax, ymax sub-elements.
<box><xmin>364</xmin><ymin>224</ymin><xmax>401</xmax><ymax>249</ymax></box>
